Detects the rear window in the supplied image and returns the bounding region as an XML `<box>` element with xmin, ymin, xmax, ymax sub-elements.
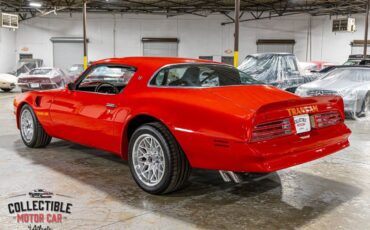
<box><xmin>150</xmin><ymin>64</ymin><xmax>261</xmax><ymax>87</ymax></box>
<box><xmin>29</xmin><ymin>69</ymin><xmax>52</xmax><ymax>75</ymax></box>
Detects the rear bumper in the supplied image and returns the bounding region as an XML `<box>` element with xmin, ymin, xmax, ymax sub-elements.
<box><xmin>237</xmin><ymin>123</ymin><xmax>351</xmax><ymax>172</ymax></box>
<box><xmin>17</xmin><ymin>83</ymin><xmax>58</xmax><ymax>91</ymax></box>
<box><xmin>181</xmin><ymin>123</ymin><xmax>351</xmax><ymax>172</ymax></box>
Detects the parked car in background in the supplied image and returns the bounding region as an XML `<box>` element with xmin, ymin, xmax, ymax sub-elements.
<box><xmin>17</xmin><ymin>67</ymin><xmax>69</xmax><ymax>92</ymax></box>
<box><xmin>299</xmin><ymin>62</ymin><xmax>320</xmax><ymax>76</ymax></box>
<box><xmin>14</xmin><ymin>57</ymin><xmax>351</xmax><ymax>194</ymax></box>
<box><xmin>66</xmin><ymin>64</ymin><xmax>84</xmax><ymax>82</ymax></box>
<box><xmin>0</xmin><ymin>74</ymin><xmax>17</xmax><ymax>92</ymax></box>
<box><xmin>296</xmin><ymin>66</ymin><xmax>370</xmax><ymax>119</ymax></box>
<box><xmin>343</xmin><ymin>54</ymin><xmax>370</xmax><ymax>66</ymax></box>
<box><xmin>311</xmin><ymin>65</ymin><xmax>338</xmax><ymax>78</ymax></box>
<box><xmin>238</xmin><ymin>53</ymin><xmax>314</xmax><ymax>92</ymax></box>
<box><xmin>311</xmin><ymin>61</ymin><xmax>336</xmax><ymax>70</ymax></box>
<box><xmin>0</xmin><ymin>59</ymin><xmax>44</xmax><ymax>92</ymax></box>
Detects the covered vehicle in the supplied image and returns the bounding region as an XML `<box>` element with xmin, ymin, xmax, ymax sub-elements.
<box><xmin>17</xmin><ymin>67</ymin><xmax>69</xmax><ymax>92</ymax></box>
<box><xmin>296</xmin><ymin>66</ymin><xmax>370</xmax><ymax>119</ymax></box>
<box><xmin>343</xmin><ymin>54</ymin><xmax>370</xmax><ymax>66</ymax></box>
<box><xmin>0</xmin><ymin>59</ymin><xmax>43</xmax><ymax>92</ymax></box>
<box><xmin>14</xmin><ymin>57</ymin><xmax>350</xmax><ymax>194</ymax></box>
<box><xmin>66</xmin><ymin>64</ymin><xmax>84</xmax><ymax>82</ymax></box>
<box><xmin>238</xmin><ymin>53</ymin><xmax>314</xmax><ymax>92</ymax></box>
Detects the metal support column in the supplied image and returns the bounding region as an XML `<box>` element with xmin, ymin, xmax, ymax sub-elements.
<box><xmin>83</xmin><ymin>0</ymin><xmax>88</xmax><ymax>70</ymax></box>
<box><xmin>364</xmin><ymin>0</ymin><xmax>370</xmax><ymax>59</ymax></box>
<box><xmin>234</xmin><ymin>0</ymin><xmax>240</xmax><ymax>67</ymax></box>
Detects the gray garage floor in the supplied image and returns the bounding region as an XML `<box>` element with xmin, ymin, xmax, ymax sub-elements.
<box><xmin>0</xmin><ymin>91</ymin><xmax>369</xmax><ymax>230</ymax></box>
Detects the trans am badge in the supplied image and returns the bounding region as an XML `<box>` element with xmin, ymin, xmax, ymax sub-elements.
<box><xmin>287</xmin><ymin>105</ymin><xmax>319</xmax><ymax>116</ymax></box>
<box><xmin>5</xmin><ymin>189</ymin><xmax>73</xmax><ymax>230</ymax></box>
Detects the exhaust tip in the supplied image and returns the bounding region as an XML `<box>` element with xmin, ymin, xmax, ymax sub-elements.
<box><xmin>219</xmin><ymin>170</ymin><xmax>241</xmax><ymax>183</ymax></box>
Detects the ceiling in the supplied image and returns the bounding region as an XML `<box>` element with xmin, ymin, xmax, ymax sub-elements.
<box><xmin>0</xmin><ymin>0</ymin><xmax>369</xmax><ymax>22</ymax></box>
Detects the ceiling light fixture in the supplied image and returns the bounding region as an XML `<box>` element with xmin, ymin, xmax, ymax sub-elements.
<box><xmin>29</xmin><ymin>2</ymin><xmax>42</xmax><ymax>7</ymax></box>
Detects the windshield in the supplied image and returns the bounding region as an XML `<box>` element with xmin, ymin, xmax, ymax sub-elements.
<box><xmin>150</xmin><ymin>64</ymin><xmax>262</xmax><ymax>87</ymax></box>
<box><xmin>29</xmin><ymin>69</ymin><xmax>52</xmax><ymax>75</ymax></box>
<box><xmin>321</xmin><ymin>68</ymin><xmax>370</xmax><ymax>82</ymax></box>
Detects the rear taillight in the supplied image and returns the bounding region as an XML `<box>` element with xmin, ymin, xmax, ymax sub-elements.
<box><xmin>311</xmin><ymin>111</ymin><xmax>342</xmax><ymax>128</ymax></box>
<box><xmin>251</xmin><ymin>118</ymin><xmax>292</xmax><ymax>142</ymax></box>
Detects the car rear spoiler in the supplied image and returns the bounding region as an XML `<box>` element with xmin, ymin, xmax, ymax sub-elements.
<box><xmin>254</xmin><ymin>96</ymin><xmax>345</xmax><ymax>123</ymax></box>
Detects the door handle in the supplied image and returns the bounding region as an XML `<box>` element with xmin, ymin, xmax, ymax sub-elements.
<box><xmin>106</xmin><ymin>103</ymin><xmax>117</xmax><ymax>109</ymax></box>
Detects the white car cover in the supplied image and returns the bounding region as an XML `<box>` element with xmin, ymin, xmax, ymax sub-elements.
<box><xmin>296</xmin><ymin>67</ymin><xmax>370</xmax><ymax>119</ymax></box>
<box><xmin>238</xmin><ymin>53</ymin><xmax>314</xmax><ymax>91</ymax></box>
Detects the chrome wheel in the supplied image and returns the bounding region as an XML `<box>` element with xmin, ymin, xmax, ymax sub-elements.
<box><xmin>20</xmin><ymin>109</ymin><xmax>34</xmax><ymax>143</ymax></box>
<box><xmin>132</xmin><ymin>134</ymin><xmax>165</xmax><ymax>187</ymax></box>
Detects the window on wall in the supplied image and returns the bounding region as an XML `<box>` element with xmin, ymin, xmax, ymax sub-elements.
<box><xmin>256</xmin><ymin>39</ymin><xmax>295</xmax><ymax>54</ymax></box>
<box><xmin>19</xmin><ymin>53</ymin><xmax>33</xmax><ymax>60</ymax></box>
<box><xmin>142</xmin><ymin>38</ymin><xmax>178</xmax><ymax>57</ymax></box>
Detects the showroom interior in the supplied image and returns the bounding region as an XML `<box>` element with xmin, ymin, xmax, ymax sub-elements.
<box><xmin>0</xmin><ymin>0</ymin><xmax>370</xmax><ymax>229</ymax></box>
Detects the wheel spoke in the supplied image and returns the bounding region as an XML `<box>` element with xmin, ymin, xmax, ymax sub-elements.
<box><xmin>132</xmin><ymin>133</ymin><xmax>166</xmax><ymax>187</ymax></box>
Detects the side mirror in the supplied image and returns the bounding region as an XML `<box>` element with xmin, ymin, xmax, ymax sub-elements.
<box><xmin>67</xmin><ymin>82</ymin><xmax>75</xmax><ymax>90</ymax></box>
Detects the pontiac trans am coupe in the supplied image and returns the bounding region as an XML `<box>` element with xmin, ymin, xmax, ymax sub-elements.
<box><xmin>14</xmin><ymin>57</ymin><xmax>351</xmax><ymax>194</ymax></box>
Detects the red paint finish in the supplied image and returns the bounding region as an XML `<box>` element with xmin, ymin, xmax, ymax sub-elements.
<box><xmin>14</xmin><ymin>57</ymin><xmax>351</xmax><ymax>172</ymax></box>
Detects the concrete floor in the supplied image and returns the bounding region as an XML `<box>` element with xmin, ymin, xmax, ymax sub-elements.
<box><xmin>0</xmin><ymin>91</ymin><xmax>369</xmax><ymax>230</ymax></box>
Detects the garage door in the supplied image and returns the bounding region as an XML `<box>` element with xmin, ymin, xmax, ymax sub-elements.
<box><xmin>51</xmin><ymin>37</ymin><xmax>84</xmax><ymax>70</ymax></box>
<box><xmin>142</xmin><ymin>38</ymin><xmax>178</xmax><ymax>57</ymax></box>
<box><xmin>256</xmin><ymin>39</ymin><xmax>295</xmax><ymax>53</ymax></box>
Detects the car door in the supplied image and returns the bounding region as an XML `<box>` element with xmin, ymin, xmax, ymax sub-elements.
<box><xmin>49</xmin><ymin>64</ymin><xmax>135</xmax><ymax>153</ymax></box>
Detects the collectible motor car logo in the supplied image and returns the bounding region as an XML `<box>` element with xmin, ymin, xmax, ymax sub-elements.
<box><xmin>5</xmin><ymin>189</ymin><xmax>73</xmax><ymax>230</ymax></box>
<box><xmin>287</xmin><ymin>105</ymin><xmax>319</xmax><ymax>116</ymax></box>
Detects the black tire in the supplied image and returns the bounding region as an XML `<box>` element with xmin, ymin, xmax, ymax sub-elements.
<box><xmin>0</xmin><ymin>88</ymin><xmax>12</xmax><ymax>92</ymax></box>
<box><xmin>128</xmin><ymin>122</ymin><xmax>191</xmax><ymax>194</ymax></box>
<box><xmin>359</xmin><ymin>93</ymin><xmax>370</xmax><ymax>118</ymax></box>
<box><xmin>19</xmin><ymin>104</ymin><xmax>52</xmax><ymax>148</ymax></box>
<box><xmin>346</xmin><ymin>111</ymin><xmax>356</xmax><ymax>120</ymax></box>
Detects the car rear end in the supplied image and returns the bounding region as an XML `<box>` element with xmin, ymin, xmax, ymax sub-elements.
<box><xmin>236</xmin><ymin>96</ymin><xmax>351</xmax><ymax>172</ymax></box>
<box><xmin>17</xmin><ymin>76</ymin><xmax>59</xmax><ymax>92</ymax></box>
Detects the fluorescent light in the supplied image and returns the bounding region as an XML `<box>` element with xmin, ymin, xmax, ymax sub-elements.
<box><xmin>29</xmin><ymin>2</ymin><xmax>42</xmax><ymax>7</ymax></box>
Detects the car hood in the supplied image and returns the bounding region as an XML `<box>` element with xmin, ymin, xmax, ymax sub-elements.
<box><xmin>205</xmin><ymin>85</ymin><xmax>298</xmax><ymax>111</ymax></box>
<box><xmin>0</xmin><ymin>74</ymin><xmax>17</xmax><ymax>83</ymax></box>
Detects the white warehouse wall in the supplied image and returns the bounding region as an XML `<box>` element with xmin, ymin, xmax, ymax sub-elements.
<box><xmin>14</xmin><ymin>13</ymin><xmax>370</xmax><ymax>68</ymax></box>
<box><xmin>0</xmin><ymin>28</ymin><xmax>16</xmax><ymax>73</ymax></box>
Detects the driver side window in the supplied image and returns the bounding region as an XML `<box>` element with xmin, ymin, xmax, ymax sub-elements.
<box><xmin>76</xmin><ymin>65</ymin><xmax>136</xmax><ymax>94</ymax></box>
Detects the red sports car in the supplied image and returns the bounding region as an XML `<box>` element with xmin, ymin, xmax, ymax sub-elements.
<box><xmin>14</xmin><ymin>57</ymin><xmax>351</xmax><ymax>194</ymax></box>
